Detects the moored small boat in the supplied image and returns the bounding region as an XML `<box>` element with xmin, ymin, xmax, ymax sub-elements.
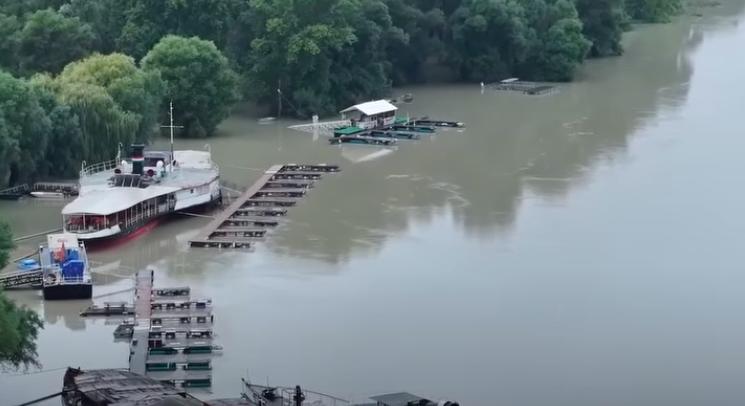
<box><xmin>40</xmin><ymin>233</ymin><xmax>92</xmax><ymax>300</ymax></box>
<box><xmin>31</xmin><ymin>191</ymin><xmax>66</xmax><ymax>199</ymax></box>
<box><xmin>17</xmin><ymin>258</ymin><xmax>41</xmax><ymax>272</ymax></box>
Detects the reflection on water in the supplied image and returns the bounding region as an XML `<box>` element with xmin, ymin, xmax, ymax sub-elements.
<box><xmin>2</xmin><ymin>2</ymin><xmax>745</xmax><ymax>405</ymax></box>
<box><xmin>43</xmin><ymin>299</ymin><xmax>91</xmax><ymax>331</ymax></box>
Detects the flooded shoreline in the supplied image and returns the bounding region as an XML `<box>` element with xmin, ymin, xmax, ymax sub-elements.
<box><xmin>3</xmin><ymin>2</ymin><xmax>745</xmax><ymax>405</ymax></box>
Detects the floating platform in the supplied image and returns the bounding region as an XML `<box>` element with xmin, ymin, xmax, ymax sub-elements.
<box><xmin>329</xmin><ymin>135</ymin><xmax>397</xmax><ymax>146</ymax></box>
<box><xmin>368</xmin><ymin>129</ymin><xmax>420</xmax><ymax>140</ymax></box>
<box><xmin>388</xmin><ymin>124</ymin><xmax>436</xmax><ymax>133</ymax></box>
<box><xmin>222</xmin><ymin>217</ymin><xmax>281</xmax><ymax>227</ymax></box>
<box><xmin>77</xmin><ymin>270</ymin><xmax>219</xmax><ymax>388</ymax></box>
<box><xmin>189</xmin><ymin>164</ymin><xmax>339</xmax><ymax>249</ymax></box>
<box><xmin>233</xmin><ymin>207</ymin><xmax>288</xmax><ymax>216</ymax></box>
<box><xmin>80</xmin><ymin>302</ymin><xmax>134</xmax><ymax>317</ymax></box>
<box><xmin>253</xmin><ymin>188</ymin><xmax>308</xmax><ymax>198</ymax></box>
<box><xmin>407</xmin><ymin>119</ymin><xmax>464</xmax><ymax>128</ymax></box>
<box><xmin>262</xmin><ymin>179</ymin><xmax>315</xmax><ymax>189</ymax></box>
<box><xmin>487</xmin><ymin>79</ymin><xmax>558</xmax><ymax>95</ymax></box>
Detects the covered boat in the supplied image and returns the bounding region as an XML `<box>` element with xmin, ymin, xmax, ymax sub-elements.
<box><xmin>40</xmin><ymin>233</ymin><xmax>92</xmax><ymax>300</ymax></box>
<box><xmin>61</xmin><ymin>144</ymin><xmax>220</xmax><ymax>242</ymax></box>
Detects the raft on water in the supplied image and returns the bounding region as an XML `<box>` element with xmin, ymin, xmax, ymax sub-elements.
<box><xmin>329</xmin><ymin>135</ymin><xmax>397</xmax><ymax>146</ymax></box>
<box><xmin>407</xmin><ymin>119</ymin><xmax>465</xmax><ymax>128</ymax></box>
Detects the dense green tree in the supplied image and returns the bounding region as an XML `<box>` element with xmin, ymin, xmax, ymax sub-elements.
<box><xmin>0</xmin><ymin>70</ymin><xmax>51</xmax><ymax>187</ymax></box>
<box><xmin>384</xmin><ymin>0</ymin><xmax>434</xmax><ymax>84</ymax></box>
<box><xmin>447</xmin><ymin>0</ymin><xmax>530</xmax><ymax>82</ymax></box>
<box><xmin>520</xmin><ymin>0</ymin><xmax>591</xmax><ymax>81</ymax></box>
<box><xmin>60</xmin><ymin>0</ymin><xmax>129</xmax><ymax>53</ymax></box>
<box><xmin>0</xmin><ymin>0</ymin><xmax>65</xmax><ymax>16</ymax></box>
<box><xmin>625</xmin><ymin>0</ymin><xmax>682</xmax><ymax>22</ymax></box>
<box><xmin>116</xmin><ymin>0</ymin><xmax>240</xmax><ymax>59</ymax></box>
<box><xmin>243</xmin><ymin>0</ymin><xmax>400</xmax><ymax>116</ymax></box>
<box><xmin>17</xmin><ymin>9</ymin><xmax>95</xmax><ymax>74</ymax></box>
<box><xmin>0</xmin><ymin>220</ymin><xmax>44</xmax><ymax>370</ymax></box>
<box><xmin>142</xmin><ymin>35</ymin><xmax>239</xmax><ymax>137</ymax></box>
<box><xmin>0</xmin><ymin>0</ymin><xmax>689</xmax><ymax>120</ymax></box>
<box><xmin>0</xmin><ymin>14</ymin><xmax>21</xmax><ymax>73</ymax></box>
<box><xmin>575</xmin><ymin>0</ymin><xmax>625</xmax><ymax>57</ymax></box>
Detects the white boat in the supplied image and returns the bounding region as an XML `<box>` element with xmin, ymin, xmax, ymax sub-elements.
<box><xmin>61</xmin><ymin>105</ymin><xmax>221</xmax><ymax>243</ymax></box>
<box><xmin>31</xmin><ymin>191</ymin><xmax>65</xmax><ymax>198</ymax></box>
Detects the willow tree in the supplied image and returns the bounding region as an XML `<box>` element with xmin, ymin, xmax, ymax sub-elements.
<box><xmin>48</xmin><ymin>53</ymin><xmax>163</xmax><ymax>162</ymax></box>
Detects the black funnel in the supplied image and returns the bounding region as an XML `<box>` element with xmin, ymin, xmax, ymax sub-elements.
<box><xmin>131</xmin><ymin>144</ymin><xmax>145</xmax><ymax>175</ymax></box>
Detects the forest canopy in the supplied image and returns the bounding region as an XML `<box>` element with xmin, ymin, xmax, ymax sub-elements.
<box><xmin>0</xmin><ymin>0</ymin><xmax>683</xmax><ymax>186</ymax></box>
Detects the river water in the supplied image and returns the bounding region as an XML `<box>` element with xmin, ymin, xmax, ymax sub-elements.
<box><xmin>2</xmin><ymin>2</ymin><xmax>745</xmax><ymax>405</ymax></box>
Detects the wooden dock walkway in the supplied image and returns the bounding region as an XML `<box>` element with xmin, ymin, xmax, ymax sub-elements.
<box><xmin>0</xmin><ymin>269</ymin><xmax>43</xmax><ymax>289</ymax></box>
<box><xmin>129</xmin><ymin>270</ymin><xmax>154</xmax><ymax>375</ymax></box>
<box><xmin>189</xmin><ymin>164</ymin><xmax>339</xmax><ymax>248</ymax></box>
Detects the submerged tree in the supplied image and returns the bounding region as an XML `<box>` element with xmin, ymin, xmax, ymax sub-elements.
<box><xmin>241</xmin><ymin>0</ymin><xmax>398</xmax><ymax>117</ymax></box>
<box><xmin>575</xmin><ymin>0</ymin><xmax>625</xmax><ymax>57</ymax></box>
<box><xmin>625</xmin><ymin>0</ymin><xmax>682</xmax><ymax>22</ymax></box>
<box><xmin>142</xmin><ymin>35</ymin><xmax>239</xmax><ymax>137</ymax></box>
<box><xmin>0</xmin><ymin>220</ymin><xmax>43</xmax><ymax>370</ymax></box>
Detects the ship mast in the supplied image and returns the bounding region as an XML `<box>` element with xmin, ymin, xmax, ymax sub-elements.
<box><xmin>161</xmin><ymin>101</ymin><xmax>183</xmax><ymax>172</ymax></box>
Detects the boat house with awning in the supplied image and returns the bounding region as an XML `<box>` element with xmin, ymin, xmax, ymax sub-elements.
<box><xmin>340</xmin><ymin>100</ymin><xmax>398</xmax><ymax>129</ymax></box>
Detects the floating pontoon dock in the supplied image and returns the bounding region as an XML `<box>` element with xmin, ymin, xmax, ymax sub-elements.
<box><xmin>189</xmin><ymin>164</ymin><xmax>340</xmax><ymax>249</ymax></box>
<box><xmin>80</xmin><ymin>270</ymin><xmax>219</xmax><ymax>388</ymax></box>
<box><xmin>487</xmin><ymin>78</ymin><xmax>558</xmax><ymax>95</ymax></box>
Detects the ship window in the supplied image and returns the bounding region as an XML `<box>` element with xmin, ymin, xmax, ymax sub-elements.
<box><xmin>191</xmin><ymin>189</ymin><xmax>194</xmax><ymax>194</ymax></box>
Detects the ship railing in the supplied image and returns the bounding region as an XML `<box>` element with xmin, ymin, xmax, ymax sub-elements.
<box><xmin>47</xmin><ymin>275</ymin><xmax>91</xmax><ymax>286</ymax></box>
<box><xmin>81</xmin><ymin>159</ymin><xmax>119</xmax><ymax>178</ymax></box>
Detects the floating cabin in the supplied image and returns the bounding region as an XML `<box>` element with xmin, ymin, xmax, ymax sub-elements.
<box><xmin>338</xmin><ymin>100</ymin><xmax>398</xmax><ymax>133</ymax></box>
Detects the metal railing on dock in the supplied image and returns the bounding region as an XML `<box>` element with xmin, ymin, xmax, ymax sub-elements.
<box><xmin>32</xmin><ymin>181</ymin><xmax>79</xmax><ymax>195</ymax></box>
<box><xmin>0</xmin><ymin>183</ymin><xmax>30</xmax><ymax>199</ymax></box>
<box><xmin>0</xmin><ymin>270</ymin><xmax>43</xmax><ymax>289</ymax></box>
<box><xmin>189</xmin><ymin>164</ymin><xmax>340</xmax><ymax>249</ymax></box>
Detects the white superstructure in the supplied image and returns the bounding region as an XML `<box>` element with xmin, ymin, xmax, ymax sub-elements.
<box><xmin>61</xmin><ymin>147</ymin><xmax>220</xmax><ymax>241</ymax></box>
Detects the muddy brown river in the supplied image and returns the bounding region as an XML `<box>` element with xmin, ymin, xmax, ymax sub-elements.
<box><xmin>2</xmin><ymin>2</ymin><xmax>745</xmax><ymax>405</ymax></box>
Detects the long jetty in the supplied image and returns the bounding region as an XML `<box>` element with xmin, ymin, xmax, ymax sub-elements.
<box><xmin>189</xmin><ymin>163</ymin><xmax>340</xmax><ymax>248</ymax></box>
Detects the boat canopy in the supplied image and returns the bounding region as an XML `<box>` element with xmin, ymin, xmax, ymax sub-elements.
<box><xmin>47</xmin><ymin>233</ymin><xmax>80</xmax><ymax>249</ymax></box>
<box><xmin>340</xmin><ymin>100</ymin><xmax>397</xmax><ymax>116</ymax></box>
<box><xmin>62</xmin><ymin>186</ymin><xmax>178</xmax><ymax>215</ymax></box>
